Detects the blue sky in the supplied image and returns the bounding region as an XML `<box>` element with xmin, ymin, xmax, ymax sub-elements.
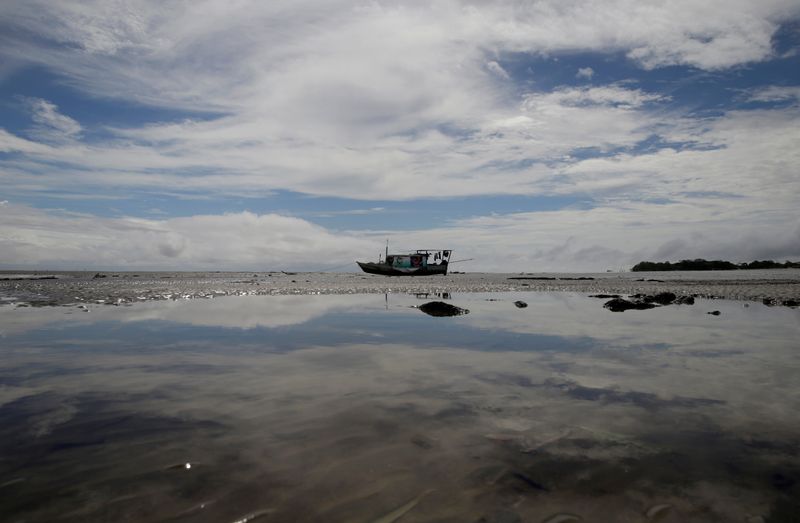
<box><xmin>1</xmin><ymin>1</ymin><xmax>799</xmax><ymax>271</ymax></box>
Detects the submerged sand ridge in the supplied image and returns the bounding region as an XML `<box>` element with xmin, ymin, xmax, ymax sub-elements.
<box><xmin>1</xmin><ymin>269</ymin><xmax>799</xmax><ymax>307</ymax></box>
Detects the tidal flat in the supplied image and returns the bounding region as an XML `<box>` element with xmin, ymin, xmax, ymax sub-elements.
<box><xmin>0</xmin><ymin>289</ymin><xmax>799</xmax><ymax>522</ymax></box>
<box><xmin>2</xmin><ymin>269</ymin><xmax>800</xmax><ymax>306</ymax></box>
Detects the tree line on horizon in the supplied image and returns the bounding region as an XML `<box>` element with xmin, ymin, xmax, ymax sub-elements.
<box><xmin>631</xmin><ymin>259</ymin><xmax>800</xmax><ymax>271</ymax></box>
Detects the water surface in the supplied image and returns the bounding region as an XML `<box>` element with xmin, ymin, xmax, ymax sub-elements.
<box><xmin>1</xmin><ymin>293</ymin><xmax>798</xmax><ymax>522</ymax></box>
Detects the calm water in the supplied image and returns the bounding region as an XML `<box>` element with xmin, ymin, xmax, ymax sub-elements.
<box><xmin>0</xmin><ymin>293</ymin><xmax>798</xmax><ymax>522</ymax></box>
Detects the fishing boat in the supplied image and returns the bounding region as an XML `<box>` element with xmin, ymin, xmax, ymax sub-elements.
<box><xmin>357</xmin><ymin>246</ymin><xmax>453</xmax><ymax>276</ymax></box>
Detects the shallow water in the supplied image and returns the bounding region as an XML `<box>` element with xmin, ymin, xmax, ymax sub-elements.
<box><xmin>1</xmin><ymin>293</ymin><xmax>798</xmax><ymax>522</ymax></box>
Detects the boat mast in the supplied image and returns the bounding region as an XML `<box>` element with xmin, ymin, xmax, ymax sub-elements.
<box><xmin>385</xmin><ymin>239</ymin><xmax>389</xmax><ymax>262</ymax></box>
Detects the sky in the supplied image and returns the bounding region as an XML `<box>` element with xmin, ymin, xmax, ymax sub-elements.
<box><xmin>1</xmin><ymin>0</ymin><xmax>799</xmax><ymax>272</ymax></box>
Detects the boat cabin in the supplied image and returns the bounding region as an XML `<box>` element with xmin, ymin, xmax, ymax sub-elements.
<box><xmin>385</xmin><ymin>250</ymin><xmax>451</xmax><ymax>269</ymax></box>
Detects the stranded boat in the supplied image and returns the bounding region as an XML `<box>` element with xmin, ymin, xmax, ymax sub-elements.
<box><xmin>357</xmin><ymin>247</ymin><xmax>453</xmax><ymax>276</ymax></box>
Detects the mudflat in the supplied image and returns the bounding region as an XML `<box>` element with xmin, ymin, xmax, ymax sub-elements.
<box><xmin>1</xmin><ymin>269</ymin><xmax>799</xmax><ymax>307</ymax></box>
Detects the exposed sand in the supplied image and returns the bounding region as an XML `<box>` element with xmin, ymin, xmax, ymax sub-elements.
<box><xmin>1</xmin><ymin>269</ymin><xmax>799</xmax><ymax>307</ymax></box>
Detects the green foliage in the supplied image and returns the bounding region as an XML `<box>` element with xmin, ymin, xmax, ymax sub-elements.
<box><xmin>738</xmin><ymin>260</ymin><xmax>800</xmax><ymax>269</ymax></box>
<box><xmin>631</xmin><ymin>258</ymin><xmax>800</xmax><ymax>271</ymax></box>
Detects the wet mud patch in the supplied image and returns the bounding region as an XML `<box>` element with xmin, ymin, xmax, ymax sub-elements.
<box><xmin>475</xmin><ymin>430</ymin><xmax>798</xmax><ymax>522</ymax></box>
<box><xmin>474</xmin><ymin>373</ymin><xmax>725</xmax><ymax>412</ymax></box>
<box><xmin>0</xmin><ymin>392</ymin><xmax>275</xmax><ymax>523</ymax></box>
<box><xmin>543</xmin><ymin>378</ymin><xmax>725</xmax><ymax>411</ymax></box>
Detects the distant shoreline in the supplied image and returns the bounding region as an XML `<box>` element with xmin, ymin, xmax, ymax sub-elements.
<box><xmin>631</xmin><ymin>259</ymin><xmax>800</xmax><ymax>272</ymax></box>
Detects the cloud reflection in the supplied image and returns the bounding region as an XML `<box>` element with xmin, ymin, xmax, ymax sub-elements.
<box><xmin>0</xmin><ymin>292</ymin><xmax>799</xmax><ymax>521</ymax></box>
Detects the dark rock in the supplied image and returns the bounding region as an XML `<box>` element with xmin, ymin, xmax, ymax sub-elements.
<box><xmin>589</xmin><ymin>294</ymin><xmax>621</xmax><ymax>298</ymax></box>
<box><xmin>0</xmin><ymin>275</ymin><xmax>56</xmax><ymax>281</ymax></box>
<box><xmin>642</xmin><ymin>292</ymin><xmax>677</xmax><ymax>305</ymax></box>
<box><xmin>707</xmin><ymin>310</ymin><xmax>721</xmax><ymax>316</ymax></box>
<box><xmin>603</xmin><ymin>298</ymin><xmax>657</xmax><ymax>312</ymax></box>
<box><xmin>92</xmin><ymin>273</ymin><xmax>107</xmax><ymax>279</ymax></box>
<box><xmin>782</xmin><ymin>299</ymin><xmax>799</xmax><ymax>308</ymax></box>
<box><xmin>418</xmin><ymin>301</ymin><xmax>469</xmax><ymax>317</ymax></box>
<box><xmin>675</xmin><ymin>295</ymin><xmax>695</xmax><ymax>305</ymax></box>
<box><xmin>771</xmin><ymin>471</ymin><xmax>796</xmax><ymax>491</ymax></box>
<box><xmin>513</xmin><ymin>300</ymin><xmax>528</xmax><ymax>308</ymax></box>
<box><xmin>509</xmin><ymin>471</ymin><xmax>549</xmax><ymax>491</ymax></box>
<box><xmin>763</xmin><ymin>297</ymin><xmax>777</xmax><ymax>306</ymax></box>
<box><xmin>410</xmin><ymin>435</ymin><xmax>434</xmax><ymax>449</ymax></box>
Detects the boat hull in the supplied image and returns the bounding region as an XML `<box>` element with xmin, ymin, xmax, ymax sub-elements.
<box><xmin>357</xmin><ymin>261</ymin><xmax>448</xmax><ymax>276</ymax></box>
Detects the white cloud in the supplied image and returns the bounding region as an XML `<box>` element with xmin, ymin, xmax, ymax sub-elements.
<box><xmin>747</xmin><ymin>85</ymin><xmax>800</xmax><ymax>103</ymax></box>
<box><xmin>0</xmin><ymin>204</ymin><xmax>375</xmax><ymax>270</ymax></box>
<box><xmin>526</xmin><ymin>85</ymin><xmax>667</xmax><ymax>109</ymax></box>
<box><xmin>23</xmin><ymin>98</ymin><xmax>82</xmax><ymax>143</ymax></box>
<box><xmin>0</xmin><ymin>2</ymin><xmax>798</xmax><ymax>270</ymax></box>
<box><xmin>0</xmin><ymin>129</ymin><xmax>51</xmax><ymax>154</ymax></box>
<box><xmin>486</xmin><ymin>60</ymin><xmax>511</xmax><ymax>80</ymax></box>
<box><xmin>0</xmin><ymin>82</ymin><xmax>673</xmax><ymax>200</ymax></box>
<box><xmin>0</xmin><ymin>2</ymin><xmax>796</xmax><ymax>200</ymax></box>
<box><xmin>576</xmin><ymin>67</ymin><xmax>594</xmax><ymax>80</ymax></box>
<box><xmin>391</xmin><ymin>201</ymin><xmax>800</xmax><ymax>272</ymax></box>
<box><xmin>1</xmin><ymin>1</ymin><xmax>796</xmax><ymax>112</ymax></box>
<box><xmin>3</xmin><ymin>189</ymin><xmax>797</xmax><ymax>272</ymax></box>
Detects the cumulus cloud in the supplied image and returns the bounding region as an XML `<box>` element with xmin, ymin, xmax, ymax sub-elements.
<box><xmin>0</xmin><ymin>2</ymin><xmax>797</xmax><ymax>201</ymax></box>
<box><xmin>0</xmin><ymin>204</ymin><xmax>375</xmax><ymax>270</ymax></box>
<box><xmin>0</xmin><ymin>1</ymin><xmax>798</xmax><ymax>270</ymax></box>
<box><xmin>576</xmin><ymin>67</ymin><xmax>594</xmax><ymax>80</ymax></box>
<box><xmin>2</xmin><ymin>199</ymin><xmax>798</xmax><ymax>272</ymax></box>
<box><xmin>407</xmin><ymin>202</ymin><xmax>800</xmax><ymax>272</ymax></box>
<box><xmin>0</xmin><ymin>82</ymin><xmax>675</xmax><ymax>200</ymax></box>
<box><xmin>1</xmin><ymin>1</ymin><xmax>796</xmax><ymax>110</ymax></box>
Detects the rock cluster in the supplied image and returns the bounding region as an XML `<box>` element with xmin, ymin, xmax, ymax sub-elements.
<box><xmin>763</xmin><ymin>297</ymin><xmax>799</xmax><ymax>308</ymax></box>
<box><xmin>418</xmin><ymin>301</ymin><xmax>469</xmax><ymax>317</ymax></box>
<box><xmin>603</xmin><ymin>292</ymin><xmax>696</xmax><ymax>312</ymax></box>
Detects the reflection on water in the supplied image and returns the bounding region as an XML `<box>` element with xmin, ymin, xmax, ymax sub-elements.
<box><xmin>1</xmin><ymin>293</ymin><xmax>799</xmax><ymax>522</ymax></box>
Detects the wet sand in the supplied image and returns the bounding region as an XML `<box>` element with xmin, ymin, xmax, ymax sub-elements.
<box><xmin>1</xmin><ymin>269</ymin><xmax>799</xmax><ymax>307</ymax></box>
